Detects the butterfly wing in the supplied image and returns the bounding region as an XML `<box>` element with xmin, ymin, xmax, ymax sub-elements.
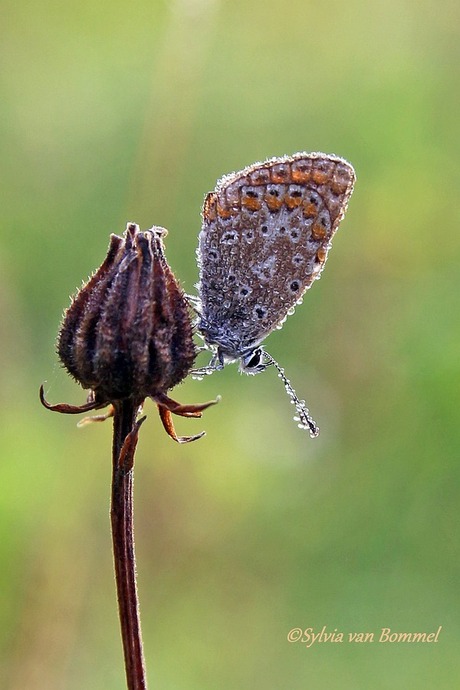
<box><xmin>197</xmin><ymin>152</ymin><xmax>355</xmax><ymax>359</ymax></box>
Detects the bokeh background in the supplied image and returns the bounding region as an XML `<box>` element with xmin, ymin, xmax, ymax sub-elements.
<box><xmin>1</xmin><ymin>0</ymin><xmax>459</xmax><ymax>687</ymax></box>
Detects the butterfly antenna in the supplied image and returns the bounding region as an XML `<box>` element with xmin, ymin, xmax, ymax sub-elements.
<box><xmin>263</xmin><ymin>352</ymin><xmax>319</xmax><ymax>438</ymax></box>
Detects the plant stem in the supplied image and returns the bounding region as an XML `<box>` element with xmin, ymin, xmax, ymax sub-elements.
<box><xmin>111</xmin><ymin>400</ymin><xmax>148</xmax><ymax>690</ymax></box>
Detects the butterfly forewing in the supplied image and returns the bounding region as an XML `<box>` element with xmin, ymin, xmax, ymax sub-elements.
<box><xmin>197</xmin><ymin>152</ymin><xmax>355</xmax><ymax>358</ymax></box>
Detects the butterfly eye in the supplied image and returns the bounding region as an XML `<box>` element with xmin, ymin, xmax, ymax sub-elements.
<box><xmin>240</xmin><ymin>348</ymin><xmax>267</xmax><ymax>375</ymax></box>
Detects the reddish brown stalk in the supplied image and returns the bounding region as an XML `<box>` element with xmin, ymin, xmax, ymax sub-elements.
<box><xmin>111</xmin><ymin>400</ymin><xmax>147</xmax><ymax>690</ymax></box>
<box><xmin>41</xmin><ymin>223</ymin><xmax>217</xmax><ymax>688</ymax></box>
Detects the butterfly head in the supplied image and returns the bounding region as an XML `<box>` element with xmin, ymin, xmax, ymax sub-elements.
<box><xmin>239</xmin><ymin>347</ymin><xmax>269</xmax><ymax>375</ymax></box>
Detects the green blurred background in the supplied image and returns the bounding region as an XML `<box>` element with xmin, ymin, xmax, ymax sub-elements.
<box><xmin>1</xmin><ymin>0</ymin><xmax>459</xmax><ymax>687</ymax></box>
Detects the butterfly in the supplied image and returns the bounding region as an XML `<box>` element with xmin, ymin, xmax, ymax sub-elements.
<box><xmin>193</xmin><ymin>152</ymin><xmax>355</xmax><ymax>437</ymax></box>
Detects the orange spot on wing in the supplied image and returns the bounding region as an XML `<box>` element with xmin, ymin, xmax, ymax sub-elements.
<box><xmin>303</xmin><ymin>202</ymin><xmax>319</xmax><ymax>217</ymax></box>
<box><xmin>285</xmin><ymin>195</ymin><xmax>303</xmax><ymax>210</ymax></box>
<box><xmin>291</xmin><ymin>169</ymin><xmax>311</xmax><ymax>183</ymax></box>
<box><xmin>311</xmin><ymin>224</ymin><xmax>327</xmax><ymax>240</ymax></box>
<box><xmin>312</xmin><ymin>169</ymin><xmax>330</xmax><ymax>184</ymax></box>
<box><xmin>203</xmin><ymin>193</ymin><xmax>217</xmax><ymax>221</ymax></box>
<box><xmin>265</xmin><ymin>193</ymin><xmax>284</xmax><ymax>211</ymax></box>
<box><xmin>331</xmin><ymin>179</ymin><xmax>348</xmax><ymax>195</ymax></box>
<box><xmin>241</xmin><ymin>196</ymin><xmax>262</xmax><ymax>211</ymax></box>
<box><xmin>316</xmin><ymin>247</ymin><xmax>327</xmax><ymax>262</ymax></box>
<box><xmin>216</xmin><ymin>204</ymin><xmax>233</xmax><ymax>219</ymax></box>
<box><xmin>271</xmin><ymin>168</ymin><xmax>290</xmax><ymax>183</ymax></box>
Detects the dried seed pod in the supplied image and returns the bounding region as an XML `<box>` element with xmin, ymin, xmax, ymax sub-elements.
<box><xmin>41</xmin><ymin>223</ymin><xmax>217</xmax><ymax>442</ymax></box>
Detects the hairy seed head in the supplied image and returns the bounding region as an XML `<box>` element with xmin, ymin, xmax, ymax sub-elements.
<box><xmin>58</xmin><ymin>223</ymin><xmax>196</xmax><ymax>404</ymax></box>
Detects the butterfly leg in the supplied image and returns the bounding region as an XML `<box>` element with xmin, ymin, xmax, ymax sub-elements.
<box><xmin>190</xmin><ymin>351</ymin><xmax>225</xmax><ymax>378</ymax></box>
